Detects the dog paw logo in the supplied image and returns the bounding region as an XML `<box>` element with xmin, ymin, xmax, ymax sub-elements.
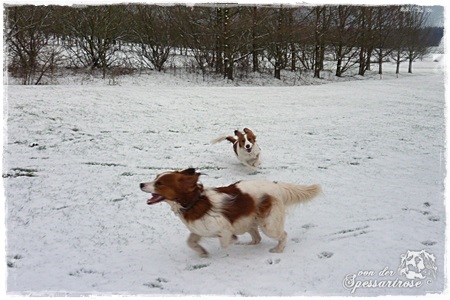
<box><xmin>398</xmin><ymin>250</ymin><xmax>437</xmax><ymax>280</ymax></box>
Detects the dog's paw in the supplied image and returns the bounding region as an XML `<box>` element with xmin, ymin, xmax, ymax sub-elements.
<box><xmin>232</xmin><ymin>234</ymin><xmax>238</xmax><ymax>243</ymax></box>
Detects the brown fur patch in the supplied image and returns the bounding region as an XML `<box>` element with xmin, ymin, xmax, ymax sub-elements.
<box><xmin>214</xmin><ymin>183</ymin><xmax>256</xmax><ymax>224</ymax></box>
<box><xmin>182</xmin><ymin>195</ymin><xmax>213</xmax><ymax>222</ymax></box>
<box><xmin>225</xmin><ymin>136</ymin><xmax>238</xmax><ymax>155</ymax></box>
<box><xmin>226</xmin><ymin>136</ymin><xmax>236</xmax><ymax>144</ymax></box>
<box><xmin>235</xmin><ymin>130</ymin><xmax>246</xmax><ymax>149</ymax></box>
<box><xmin>243</xmin><ymin>128</ymin><xmax>257</xmax><ymax>144</ymax></box>
<box><xmin>257</xmin><ymin>194</ymin><xmax>273</xmax><ymax>219</ymax></box>
<box><xmin>232</xmin><ymin>142</ymin><xmax>238</xmax><ymax>155</ymax></box>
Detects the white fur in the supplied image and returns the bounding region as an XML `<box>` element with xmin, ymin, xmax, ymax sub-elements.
<box><xmin>168</xmin><ymin>189</ymin><xmax>233</xmax><ymax>238</ymax></box>
<box><xmin>235</xmin><ymin>141</ymin><xmax>261</xmax><ymax>168</ymax></box>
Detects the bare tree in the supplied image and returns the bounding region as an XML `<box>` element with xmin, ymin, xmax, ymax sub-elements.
<box><xmin>274</xmin><ymin>6</ymin><xmax>285</xmax><ymax>79</ymax></box>
<box><xmin>373</xmin><ymin>6</ymin><xmax>398</xmax><ymax>77</ymax></box>
<box><xmin>312</xmin><ymin>6</ymin><xmax>332</xmax><ymax>78</ymax></box>
<box><xmin>389</xmin><ymin>6</ymin><xmax>409</xmax><ymax>75</ymax></box>
<box><xmin>212</xmin><ymin>5</ymin><xmax>262</xmax><ymax>80</ymax></box>
<box><xmin>173</xmin><ymin>6</ymin><xmax>216</xmax><ymax>78</ymax></box>
<box><xmin>329</xmin><ymin>5</ymin><xmax>359</xmax><ymax>77</ymax></box>
<box><xmin>5</xmin><ymin>4</ymin><xmax>440</xmax><ymax>84</ymax></box>
<box><xmin>5</xmin><ymin>6</ymin><xmax>62</xmax><ymax>85</ymax></box>
<box><xmin>356</xmin><ymin>6</ymin><xmax>375</xmax><ymax>76</ymax></box>
<box><xmin>131</xmin><ymin>5</ymin><xmax>173</xmax><ymax>72</ymax></box>
<box><xmin>62</xmin><ymin>6</ymin><xmax>127</xmax><ymax>78</ymax></box>
<box><xmin>249</xmin><ymin>7</ymin><xmax>271</xmax><ymax>72</ymax></box>
<box><xmin>220</xmin><ymin>6</ymin><xmax>258</xmax><ymax>80</ymax></box>
<box><xmin>403</xmin><ymin>5</ymin><xmax>431</xmax><ymax>73</ymax></box>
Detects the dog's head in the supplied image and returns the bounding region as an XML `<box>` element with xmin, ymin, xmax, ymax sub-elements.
<box><xmin>234</xmin><ymin>128</ymin><xmax>257</xmax><ymax>153</ymax></box>
<box><xmin>140</xmin><ymin>168</ymin><xmax>201</xmax><ymax>205</ymax></box>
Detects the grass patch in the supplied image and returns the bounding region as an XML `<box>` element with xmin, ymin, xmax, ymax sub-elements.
<box><xmin>186</xmin><ymin>263</ymin><xmax>210</xmax><ymax>271</ymax></box>
<box><xmin>120</xmin><ymin>172</ymin><xmax>134</xmax><ymax>176</ymax></box>
<box><xmin>69</xmin><ymin>268</ymin><xmax>104</xmax><ymax>277</ymax></box>
<box><xmin>84</xmin><ymin>162</ymin><xmax>126</xmax><ymax>167</ymax></box>
<box><xmin>3</xmin><ymin>168</ymin><xmax>38</xmax><ymax>178</ymax></box>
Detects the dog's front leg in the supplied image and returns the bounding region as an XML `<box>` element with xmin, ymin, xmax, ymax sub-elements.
<box><xmin>248</xmin><ymin>227</ymin><xmax>262</xmax><ymax>245</ymax></box>
<box><xmin>187</xmin><ymin>233</ymin><xmax>209</xmax><ymax>258</ymax></box>
<box><xmin>253</xmin><ymin>153</ymin><xmax>261</xmax><ymax>167</ymax></box>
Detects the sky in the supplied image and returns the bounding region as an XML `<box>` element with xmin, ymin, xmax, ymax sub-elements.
<box><xmin>428</xmin><ymin>6</ymin><xmax>445</xmax><ymax>27</ymax></box>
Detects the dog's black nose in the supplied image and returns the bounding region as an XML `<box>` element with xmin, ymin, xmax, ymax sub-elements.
<box><xmin>140</xmin><ymin>183</ymin><xmax>145</xmax><ymax>189</ymax></box>
<box><xmin>246</xmin><ymin>144</ymin><xmax>251</xmax><ymax>148</ymax></box>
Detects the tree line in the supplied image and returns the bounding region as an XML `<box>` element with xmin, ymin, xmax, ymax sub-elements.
<box><xmin>5</xmin><ymin>4</ymin><xmax>442</xmax><ymax>85</ymax></box>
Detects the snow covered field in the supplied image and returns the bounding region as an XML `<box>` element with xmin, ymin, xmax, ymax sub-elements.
<box><xmin>2</xmin><ymin>58</ymin><xmax>446</xmax><ymax>296</ymax></box>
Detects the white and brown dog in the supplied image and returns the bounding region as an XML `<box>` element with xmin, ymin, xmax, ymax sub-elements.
<box><xmin>211</xmin><ymin>128</ymin><xmax>261</xmax><ymax>168</ymax></box>
<box><xmin>140</xmin><ymin>168</ymin><xmax>321</xmax><ymax>257</ymax></box>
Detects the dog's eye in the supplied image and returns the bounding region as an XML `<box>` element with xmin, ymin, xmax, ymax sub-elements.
<box><xmin>241</xmin><ymin>139</ymin><xmax>245</xmax><ymax>143</ymax></box>
<box><xmin>155</xmin><ymin>181</ymin><xmax>163</xmax><ymax>186</ymax></box>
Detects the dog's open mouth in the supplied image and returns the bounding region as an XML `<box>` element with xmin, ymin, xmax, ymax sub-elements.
<box><xmin>147</xmin><ymin>193</ymin><xmax>166</xmax><ymax>205</ymax></box>
<box><xmin>246</xmin><ymin>147</ymin><xmax>252</xmax><ymax>153</ymax></box>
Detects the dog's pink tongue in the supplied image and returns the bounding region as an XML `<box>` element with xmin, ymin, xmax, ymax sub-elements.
<box><xmin>246</xmin><ymin>148</ymin><xmax>252</xmax><ymax>153</ymax></box>
<box><xmin>147</xmin><ymin>194</ymin><xmax>165</xmax><ymax>205</ymax></box>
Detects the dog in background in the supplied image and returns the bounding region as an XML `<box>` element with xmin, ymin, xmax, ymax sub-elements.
<box><xmin>211</xmin><ymin>128</ymin><xmax>261</xmax><ymax>168</ymax></box>
<box><xmin>140</xmin><ymin>168</ymin><xmax>321</xmax><ymax>257</ymax></box>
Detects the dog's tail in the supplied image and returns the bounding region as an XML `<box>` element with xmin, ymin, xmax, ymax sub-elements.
<box><xmin>277</xmin><ymin>183</ymin><xmax>321</xmax><ymax>206</ymax></box>
<box><xmin>211</xmin><ymin>135</ymin><xmax>236</xmax><ymax>144</ymax></box>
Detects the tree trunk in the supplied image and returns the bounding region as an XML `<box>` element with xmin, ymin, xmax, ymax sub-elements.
<box><xmin>358</xmin><ymin>47</ymin><xmax>366</xmax><ymax>76</ymax></box>
<box><xmin>408</xmin><ymin>56</ymin><xmax>413</xmax><ymax>73</ymax></box>
<box><xmin>396</xmin><ymin>51</ymin><xmax>401</xmax><ymax>74</ymax></box>
<box><xmin>365</xmin><ymin>47</ymin><xmax>372</xmax><ymax>71</ymax></box>
<box><xmin>291</xmin><ymin>43</ymin><xmax>296</xmax><ymax>72</ymax></box>
<box><xmin>215</xmin><ymin>8</ymin><xmax>223</xmax><ymax>75</ymax></box>
<box><xmin>335</xmin><ymin>43</ymin><xmax>342</xmax><ymax>77</ymax></box>
<box><xmin>313</xmin><ymin>7</ymin><xmax>321</xmax><ymax>78</ymax></box>
<box><xmin>252</xmin><ymin>7</ymin><xmax>258</xmax><ymax>72</ymax></box>
<box><xmin>273</xmin><ymin>7</ymin><xmax>283</xmax><ymax>80</ymax></box>
<box><xmin>274</xmin><ymin>61</ymin><xmax>281</xmax><ymax>79</ymax></box>
<box><xmin>223</xmin><ymin>7</ymin><xmax>233</xmax><ymax>80</ymax></box>
<box><xmin>378</xmin><ymin>49</ymin><xmax>383</xmax><ymax>75</ymax></box>
<box><xmin>336</xmin><ymin>59</ymin><xmax>342</xmax><ymax>77</ymax></box>
<box><xmin>314</xmin><ymin>44</ymin><xmax>321</xmax><ymax>78</ymax></box>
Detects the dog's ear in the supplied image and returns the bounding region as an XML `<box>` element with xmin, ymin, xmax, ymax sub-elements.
<box><xmin>243</xmin><ymin>128</ymin><xmax>253</xmax><ymax>134</ymax></box>
<box><xmin>180</xmin><ymin>168</ymin><xmax>197</xmax><ymax>176</ymax></box>
<box><xmin>244</xmin><ymin>128</ymin><xmax>256</xmax><ymax>140</ymax></box>
<box><xmin>234</xmin><ymin>130</ymin><xmax>243</xmax><ymax>138</ymax></box>
<box><xmin>178</xmin><ymin>170</ymin><xmax>200</xmax><ymax>191</ymax></box>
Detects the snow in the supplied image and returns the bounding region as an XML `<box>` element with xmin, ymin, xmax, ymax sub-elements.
<box><xmin>2</xmin><ymin>58</ymin><xmax>447</xmax><ymax>296</ymax></box>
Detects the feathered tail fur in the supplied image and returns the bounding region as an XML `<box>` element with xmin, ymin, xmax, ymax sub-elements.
<box><xmin>211</xmin><ymin>135</ymin><xmax>235</xmax><ymax>144</ymax></box>
<box><xmin>277</xmin><ymin>183</ymin><xmax>322</xmax><ymax>206</ymax></box>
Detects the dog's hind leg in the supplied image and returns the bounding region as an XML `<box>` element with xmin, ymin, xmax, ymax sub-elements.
<box><xmin>260</xmin><ymin>226</ymin><xmax>287</xmax><ymax>253</ymax></box>
<box><xmin>269</xmin><ymin>231</ymin><xmax>287</xmax><ymax>253</ymax></box>
<box><xmin>247</xmin><ymin>227</ymin><xmax>262</xmax><ymax>245</ymax></box>
<box><xmin>259</xmin><ymin>198</ymin><xmax>288</xmax><ymax>253</ymax></box>
<box><xmin>237</xmin><ymin>227</ymin><xmax>261</xmax><ymax>246</ymax></box>
<box><xmin>250</xmin><ymin>227</ymin><xmax>262</xmax><ymax>244</ymax></box>
<box><xmin>219</xmin><ymin>231</ymin><xmax>238</xmax><ymax>248</ymax></box>
<box><xmin>187</xmin><ymin>233</ymin><xmax>208</xmax><ymax>258</ymax></box>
